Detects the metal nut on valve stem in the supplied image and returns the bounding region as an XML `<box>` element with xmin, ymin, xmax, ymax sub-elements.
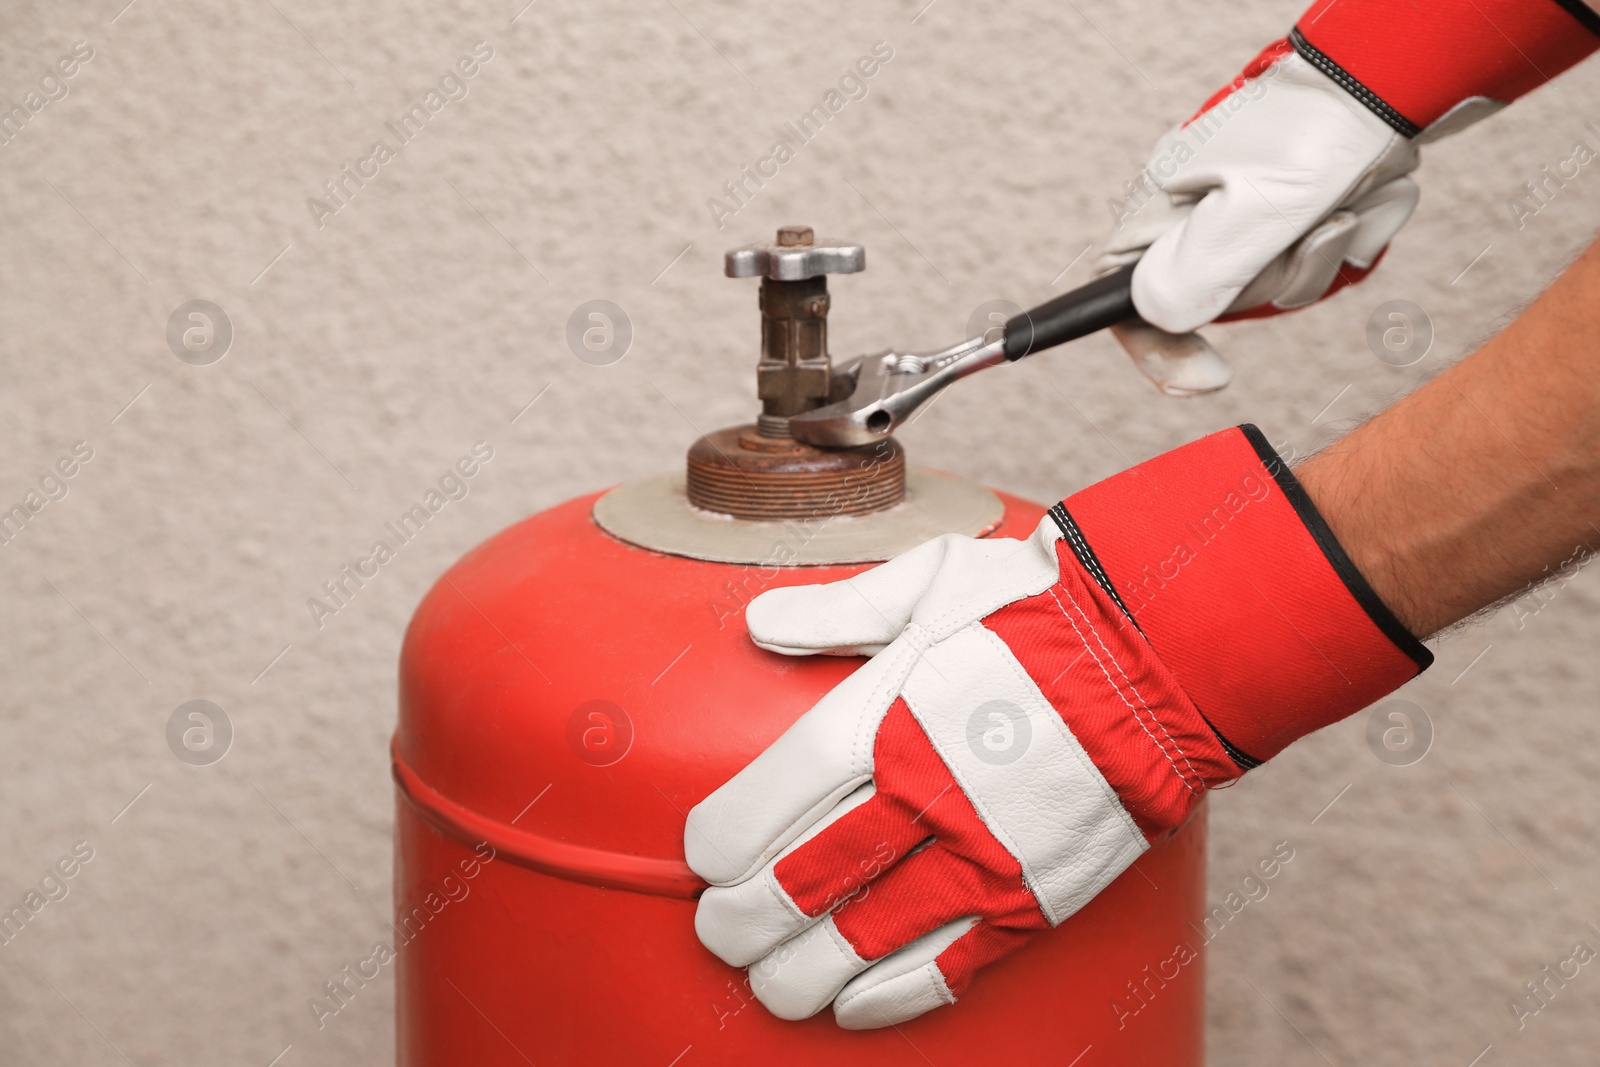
<box><xmin>776</xmin><ymin>225</ymin><xmax>814</xmax><ymax>247</ymax></box>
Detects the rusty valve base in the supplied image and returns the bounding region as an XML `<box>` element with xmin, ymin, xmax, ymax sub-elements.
<box><xmin>686</xmin><ymin>225</ymin><xmax>908</xmax><ymax>522</ymax></box>
<box><xmin>686</xmin><ymin>427</ymin><xmax>905</xmax><ymax>522</ymax></box>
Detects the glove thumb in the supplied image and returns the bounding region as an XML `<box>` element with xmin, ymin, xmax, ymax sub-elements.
<box><xmin>746</xmin><ymin>534</ymin><xmax>955</xmax><ymax>656</ymax></box>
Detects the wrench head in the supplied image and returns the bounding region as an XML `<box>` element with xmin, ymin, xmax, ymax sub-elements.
<box><xmin>788</xmin><ymin>352</ymin><xmax>925</xmax><ymax>449</ymax></box>
<box><xmin>790</xmin><ymin>337</ymin><xmax>1009</xmax><ymax>449</ymax></box>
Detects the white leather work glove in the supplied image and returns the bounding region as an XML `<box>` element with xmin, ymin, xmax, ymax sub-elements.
<box><xmin>1099</xmin><ymin>0</ymin><xmax>1600</xmax><ymax>334</ymax></box>
<box><xmin>683</xmin><ymin>427</ymin><xmax>1432</xmax><ymax>1030</ymax></box>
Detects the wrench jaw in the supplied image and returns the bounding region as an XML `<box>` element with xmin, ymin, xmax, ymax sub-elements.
<box><xmin>788</xmin><ymin>352</ymin><xmax>900</xmax><ymax>449</ymax></box>
<box><xmin>789</xmin><ymin>336</ymin><xmax>1009</xmax><ymax>449</ymax></box>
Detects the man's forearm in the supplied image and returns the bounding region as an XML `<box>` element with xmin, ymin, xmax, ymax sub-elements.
<box><xmin>1298</xmin><ymin>238</ymin><xmax>1600</xmax><ymax>637</ymax></box>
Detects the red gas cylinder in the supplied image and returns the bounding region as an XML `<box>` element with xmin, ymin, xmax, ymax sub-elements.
<box><xmin>392</xmin><ymin>229</ymin><xmax>1207</xmax><ymax>1066</ymax></box>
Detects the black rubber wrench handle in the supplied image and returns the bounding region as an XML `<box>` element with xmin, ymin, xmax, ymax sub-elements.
<box><xmin>1001</xmin><ymin>262</ymin><xmax>1137</xmax><ymax>361</ymax></box>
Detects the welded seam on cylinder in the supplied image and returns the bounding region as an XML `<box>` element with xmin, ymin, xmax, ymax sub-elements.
<box><xmin>391</xmin><ymin>745</ymin><xmax>704</xmax><ymax>899</ymax></box>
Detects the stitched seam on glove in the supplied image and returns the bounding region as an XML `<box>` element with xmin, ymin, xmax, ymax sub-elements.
<box><xmin>1050</xmin><ymin>503</ymin><xmax>1139</xmax><ymax>627</ymax></box>
<box><xmin>1063</xmin><ymin>425</ymin><xmax>1429</xmax><ymax>759</ymax></box>
<box><xmin>834</xmin><ymin>958</ymin><xmax>954</xmax><ymax>1013</ymax></box>
<box><xmin>852</xmin><ymin>636</ymin><xmax>925</xmax><ymax>792</ymax></box>
<box><xmin>1289</xmin><ymin>28</ymin><xmax>1421</xmax><ymax>137</ymax></box>
<box><xmin>926</xmin><ymin>630</ymin><xmax>1070</xmax><ymax>922</ymax></box>
<box><xmin>1198</xmin><ymin>710</ymin><xmax>1263</xmax><ymax>770</ymax></box>
<box><xmin>821</xmin><ymin>914</ymin><xmax>869</xmax><ymax>966</ymax></box>
<box><xmin>926</xmin><ymin>962</ymin><xmax>956</xmax><ymax>1006</ymax></box>
<box><xmin>763</xmin><ymin>865</ymin><xmax>815</xmax><ymax>923</ymax></box>
<box><xmin>1046</xmin><ymin>583</ymin><xmax>1205</xmax><ymax>797</ymax></box>
<box><xmin>963</xmin><ymin>624</ymin><xmax>1147</xmax><ymax>844</ymax></box>
<box><xmin>917</xmin><ymin>529</ymin><xmax>1064</xmax><ymax>645</ymax></box>
<box><xmin>946</xmin><ymin>624</ymin><xmax>1145</xmax><ymax>924</ymax></box>
<box><xmin>741</xmin><ymin>778</ymin><xmax>873</xmax><ymax>884</ymax></box>
<box><xmin>1055</xmin><ymin>493</ymin><xmax>1349</xmax><ymax>776</ymax></box>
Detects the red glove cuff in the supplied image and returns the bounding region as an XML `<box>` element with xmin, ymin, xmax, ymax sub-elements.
<box><xmin>1062</xmin><ymin>425</ymin><xmax>1431</xmax><ymax>764</ymax></box>
<box><xmin>1295</xmin><ymin>0</ymin><xmax>1600</xmax><ymax>134</ymax></box>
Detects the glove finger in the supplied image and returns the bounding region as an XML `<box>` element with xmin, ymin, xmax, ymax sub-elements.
<box><xmin>832</xmin><ymin>917</ymin><xmax>978</xmax><ymax>1029</ymax></box>
<box><xmin>1134</xmin><ymin>177</ymin><xmax>1330</xmax><ymax>332</ymax></box>
<box><xmin>745</xmin><ymin>535</ymin><xmax>955</xmax><ymax>656</ymax></box>
<box><xmin>749</xmin><ymin>841</ymin><xmax>975</xmax><ymax>1022</ymax></box>
<box><xmin>1216</xmin><ymin>178</ymin><xmax>1414</xmax><ymax>322</ymax></box>
<box><xmin>829</xmin><ymin>828</ymin><xmax>1046</xmax><ymax>964</ymax></box>
<box><xmin>772</xmin><ymin>782</ymin><xmax>927</xmax><ymax>920</ymax></box>
<box><xmin>683</xmin><ymin>637</ymin><xmax>919</xmax><ymax>885</ymax></box>
<box><xmin>696</xmin><ymin>782</ymin><xmax>927</xmax><ymax>967</ymax></box>
<box><xmin>747</xmin><ymin>912</ymin><xmax>870</xmax><ymax>1021</ymax></box>
<box><xmin>1098</xmin><ymin>169</ymin><xmax>1193</xmax><ymax>261</ymax></box>
<box><xmin>1109</xmin><ymin>320</ymin><xmax>1233</xmax><ymax>398</ymax></box>
<box><xmin>834</xmin><ymin>918</ymin><xmax>1032</xmax><ymax>1030</ymax></box>
<box><xmin>750</xmin><ymin>524</ymin><xmax>1064</xmax><ymax>658</ymax></box>
<box><xmin>699</xmin><ymin>674</ymin><xmax>992</xmax><ymax>969</ymax></box>
<box><xmin>1343</xmin><ymin>176</ymin><xmax>1418</xmax><ymax>269</ymax></box>
<box><xmin>1225</xmin><ymin>210</ymin><xmax>1360</xmax><ymax>315</ymax></box>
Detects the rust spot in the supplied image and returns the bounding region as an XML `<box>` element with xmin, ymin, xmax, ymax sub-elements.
<box><xmin>686</xmin><ymin>426</ymin><xmax>904</xmax><ymax>521</ymax></box>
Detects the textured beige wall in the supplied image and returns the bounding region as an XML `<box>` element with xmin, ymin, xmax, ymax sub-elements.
<box><xmin>2</xmin><ymin>0</ymin><xmax>1599</xmax><ymax>1062</ymax></box>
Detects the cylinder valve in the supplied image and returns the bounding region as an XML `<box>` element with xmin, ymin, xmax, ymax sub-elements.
<box><xmin>685</xmin><ymin>226</ymin><xmax>907</xmax><ymax>522</ymax></box>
